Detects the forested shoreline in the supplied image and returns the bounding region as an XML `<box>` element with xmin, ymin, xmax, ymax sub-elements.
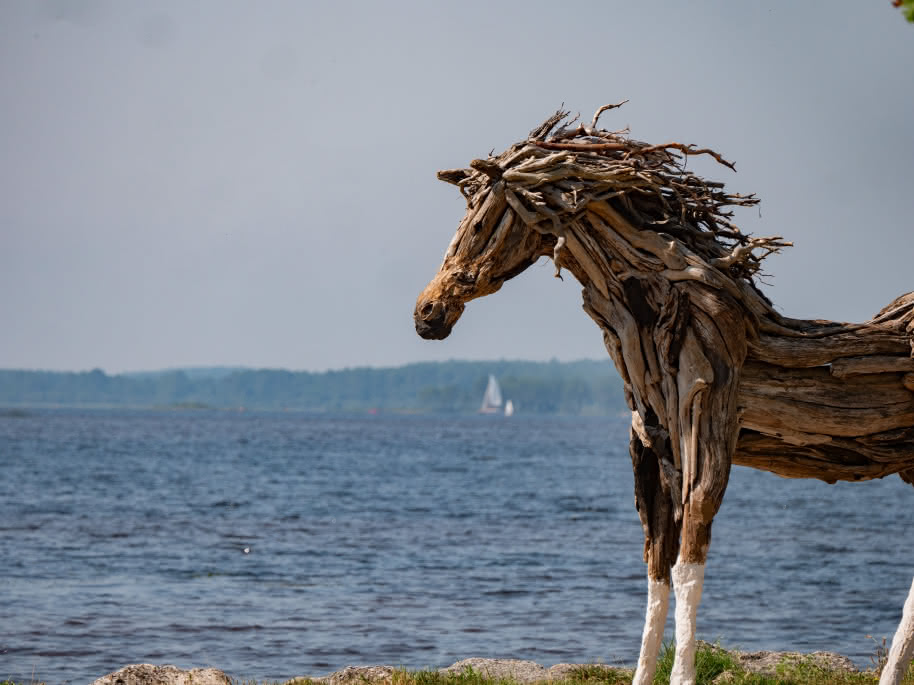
<box><xmin>0</xmin><ymin>360</ymin><xmax>626</xmax><ymax>415</ymax></box>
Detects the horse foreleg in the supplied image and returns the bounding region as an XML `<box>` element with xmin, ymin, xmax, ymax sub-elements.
<box><xmin>669</xmin><ymin>483</ymin><xmax>728</xmax><ymax>685</ymax></box>
<box><xmin>666</xmin><ymin>443</ymin><xmax>723</xmax><ymax>685</ymax></box>
<box><xmin>629</xmin><ymin>425</ymin><xmax>680</xmax><ymax>685</ymax></box>
<box><xmin>669</xmin><ymin>456</ymin><xmax>726</xmax><ymax>685</ymax></box>
<box><xmin>670</xmin><ymin>502</ymin><xmax>712</xmax><ymax>685</ymax></box>
<box><xmin>666</xmin><ymin>315</ymin><xmax>737</xmax><ymax>685</ymax></box>
<box><xmin>880</xmin><ymin>575</ymin><xmax>914</xmax><ymax>685</ymax></box>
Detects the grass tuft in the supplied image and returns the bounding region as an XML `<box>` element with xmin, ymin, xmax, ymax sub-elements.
<box><xmin>563</xmin><ymin>664</ymin><xmax>632</xmax><ymax>684</ymax></box>
<box><xmin>652</xmin><ymin>640</ymin><xmax>746</xmax><ymax>684</ymax></box>
<box><xmin>408</xmin><ymin>667</ymin><xmax>499</xmax><ymax>685</ymax></box>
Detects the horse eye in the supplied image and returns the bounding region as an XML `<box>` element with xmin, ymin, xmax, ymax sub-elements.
<box><xmin>457</xmin><ymin>271</ymin><xmax>476</xmax><ymax>284</ymax></box>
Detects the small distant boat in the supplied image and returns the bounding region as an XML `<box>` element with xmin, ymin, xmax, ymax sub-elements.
<box><xmin>480</xmin><ymin>375</ymin><xmax>513</xmax><ymax>416</ymax></box>
<box><xmin>479</xmin><ymin>374</ymin><xmax>502</xmax><ymax>414</ymax></box>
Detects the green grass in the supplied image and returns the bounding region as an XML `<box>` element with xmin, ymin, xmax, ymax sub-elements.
<box><xmin>648</xmin><ymin>640</ymin><xmax>885</xmax><ymax>684</ymax></box>
<box><xmin>652</xmin><ymin>641</ymin><xmax>741</xmax><ymax>683</ymax></box>
<box><xmin>278</xmin><ymin>643</ymin><xmax>914</xmax><ymax>685</ymax></box>
<box><xmin>272</xmin><ymin>644</ymin><xmax>914</xmax><ymax>685</ymax></box>
<box><xmin>392</xmin><ymin>665</ymin><xmax>633</xmax><ymax>685</ymax></box>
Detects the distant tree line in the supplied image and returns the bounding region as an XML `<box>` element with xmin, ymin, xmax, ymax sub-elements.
<box><xmin>0</xmin><ymin>360</ymin><xmax>627</xmax><ymax>415</ymax></box>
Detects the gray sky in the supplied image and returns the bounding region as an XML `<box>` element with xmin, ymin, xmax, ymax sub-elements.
<box><xmin>1</xmin><ymin>1</ymin><xmax>912</xmax><ymax>373</ymax></box>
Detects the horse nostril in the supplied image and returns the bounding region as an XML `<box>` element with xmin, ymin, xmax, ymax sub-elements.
<box><xmin>415</xmin><ymin>297</ymin><xmax>459</xmax><ymax>340</ymax></box>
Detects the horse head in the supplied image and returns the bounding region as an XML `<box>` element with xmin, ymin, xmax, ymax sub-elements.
<box><xmin>415</xmin><ymin>105</ymin><xmax>781</xmax><ymax>343</ymax></box>
<box><xmin>413</xmin><ymin>158</ymin><xmax>554</xmax><ymax>340</ymax></box>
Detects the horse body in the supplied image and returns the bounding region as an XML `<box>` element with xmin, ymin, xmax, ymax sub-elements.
<box><xmin>414</xmin><ymin>107</ymin><xmax>914</xmax><ymax>685</ymax></box>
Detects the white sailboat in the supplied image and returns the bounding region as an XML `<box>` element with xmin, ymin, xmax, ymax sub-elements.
<box><xmin>480</xmin><ymin>375</ymin><xmax>514</xmax><ymax>415</ymax></box>
<box><xmin>479</xmin><ymin>374</ymin><xmax>503</xmax><ymax>414</ymax></box>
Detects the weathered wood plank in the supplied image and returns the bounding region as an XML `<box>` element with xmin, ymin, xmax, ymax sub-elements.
<box><xmin>749</xmin><ymin>330</ymin><xmax>911</xmax><ymax>367</ymax></box>
<box><xmin>831</xmin><ymin>355</ymin><xmax>914</xmax><ymax>379</ymax></box>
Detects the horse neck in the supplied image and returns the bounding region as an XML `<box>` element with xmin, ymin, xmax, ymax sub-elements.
<box><xmin>557</xmin><ymin>201</ymin><xmax>766</xmax><ymax>425</ymax></box>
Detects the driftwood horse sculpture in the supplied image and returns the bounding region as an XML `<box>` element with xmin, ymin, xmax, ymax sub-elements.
<box><xmin>414</xmin><ymin>105</ymin><xmax>914</xmax><ymax>685</ymax></box>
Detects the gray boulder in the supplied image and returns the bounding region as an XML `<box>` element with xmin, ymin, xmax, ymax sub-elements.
<box><xmin>90</xmin><ymin>663</ymin><xmax>231</xmax><ymax>685</ymax></box>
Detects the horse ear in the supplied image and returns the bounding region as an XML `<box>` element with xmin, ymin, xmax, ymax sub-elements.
<box><xmin>437</xmin><ymin>168</ymin><xmax>471</xmax><ymax>186</ymax></box>
<box><xmin>469</xmin><ymin>158</ymin><xmax>503</xmax><ymax>181</ymax></box>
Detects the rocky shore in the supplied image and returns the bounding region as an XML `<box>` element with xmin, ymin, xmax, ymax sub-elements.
<box><xmin>90</xmin><ymin>648</ymin><xmax>862</xmax><ymax>685</ymax></box>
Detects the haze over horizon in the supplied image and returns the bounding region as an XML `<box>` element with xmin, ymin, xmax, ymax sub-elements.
<box><xmin>2</xmin><ymin>1</ymin><xmax>912</xmax><ymax>374</ymax></box>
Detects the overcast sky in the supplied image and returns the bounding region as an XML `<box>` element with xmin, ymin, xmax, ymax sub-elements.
<box><xmin>1</xmin><ymin>1</ymin><xmax>912</xmax><ymax>373</ymax></box>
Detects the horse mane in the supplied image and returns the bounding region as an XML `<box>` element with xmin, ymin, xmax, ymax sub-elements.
<box><xmin>441</xmin><ymin>103</ymin><xmax>791</xmax><ymax>300</ymax></box>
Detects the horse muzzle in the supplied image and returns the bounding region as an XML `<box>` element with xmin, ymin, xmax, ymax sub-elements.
<box><xmin>414</xmin><ymin>297</ymin><xmax>464</xmax><ymax>340</ymax></box>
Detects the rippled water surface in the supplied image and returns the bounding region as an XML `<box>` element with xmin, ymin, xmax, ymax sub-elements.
<box><xmin>1</xmin><ymin>409</ymin><xmax>912</xmax><ymax>683</ymax></box>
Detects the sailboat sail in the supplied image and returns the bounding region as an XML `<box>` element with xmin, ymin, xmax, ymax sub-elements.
<box><xmin>479</xmin><ymin>375</ymin><xmax>503</xmax><ymax>413</ymax></box>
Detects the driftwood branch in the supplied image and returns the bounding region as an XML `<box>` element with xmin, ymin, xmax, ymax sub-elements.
<box><xmin>591</xmin><ymin>100</ymin><xmax>629</xmax><ymax>129</ymax></box>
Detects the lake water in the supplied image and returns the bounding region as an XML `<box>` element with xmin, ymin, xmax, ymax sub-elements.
<box><xmin>1</xmin><ymin>409</ymin><xmax>912</xmax><ymax>684</ymax></box>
